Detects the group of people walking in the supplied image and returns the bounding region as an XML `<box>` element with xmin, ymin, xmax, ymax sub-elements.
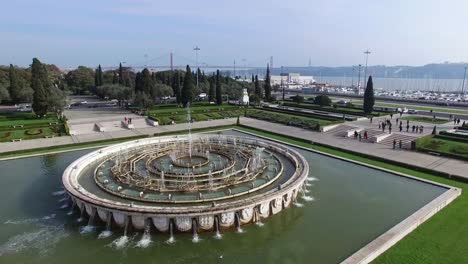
<box><xmin>378</xmin><ymin>118</ymin><xmax>424</xmax><ymax>133</ymax></box>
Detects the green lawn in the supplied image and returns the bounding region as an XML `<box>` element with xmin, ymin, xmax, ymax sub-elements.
<box><xmin>416</xmin><ymin>135</ymin><xmax>468</xmax><ymax>159</ymax></box>
<box><xmin>401</xmin><ymin>116</ymin><xmax>450</xmax><ymax>124</ymax></box>
<box><xmin>147</xmin><ymin>105</ymin><xmax>244</xmax><ymax>125</ymax></box>
<box><xmin>0</xmin><ymin>112</ymin><xmax>66</xmax><ymax>142</ymax></box>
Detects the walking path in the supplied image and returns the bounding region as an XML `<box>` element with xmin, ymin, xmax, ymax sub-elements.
<box><xmin>0</xmin><ymin>118</ymin><xmax>237</xmax><ymax>154</ymax></box>
<box><xmin>240</xmin><ymin>117</ymin><xmax>468</xmax><ymax>180</ymax></box>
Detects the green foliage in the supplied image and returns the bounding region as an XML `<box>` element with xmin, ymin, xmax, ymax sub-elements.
<box><xmin>208</xmin><ymin>76</ymin><xmax>215</xmax><ymax>102</ymax></box>
<box><xmin>134</xmin><ymin>91</ymin><xmax>153</xmax><ymax>110</ymax></box>
<box><xmin>363</xmin><ymin>76</ymin><xmax>375</xmax><ymax>114</ymax></box>
<box><xmin>215</xmin><ymin>70</ymin><xmax>222</xmax><ymax>105</ymax></box>
<box><xmin>254</xmin><ymin>75</ymin><xmax>262</xmax><ymax>98</ymax></box>
<box><xmin>181</xmin><ymin>65</ymin><xmax>194</xmax><ymax>106</ymax></box>
<box><xmin>31</xmin><ymin>58</ymin><xmax>50</xmax><ymax>117</ymax></box>
<box><xmin>291</xmin><ymin>95</ymin><xmax>304</xmax><ymax>104</ymax></box>
<box><xmin>313</xmin><ymin>95</ymin><xmax>332</xmax><ymax>107</ymax></box>
<box><xmin>65</xmin><ymin>66</ymin><xmax>94</xmax><ymax>95</ymax></box>
<box><xmin>246</xmin><ymin>109</ymin><xmax>323</xmax><ymax>130</ymax></box>
<box><xmin>264</xmin><ymin>64</ymin><xmax>272</xmax><ymax>101</ymax></box>
<box><xmin>95</xmin><ymin>64</ymin><xmax>103</xmax><ymax>87</ymax></box>
<box><xmin>95</xmin><ymin>84</ymin><xmax>133</xmax><ymax>106</ymax></box>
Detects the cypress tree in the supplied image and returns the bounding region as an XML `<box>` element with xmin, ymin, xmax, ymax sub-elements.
<box><xmin>135</xmin><ymin>72</ymin><xmax>143</xmax><ymax>92</ymax></box>
<box><xmin>95</xmin><ymin>64</ymin><xmax>103</xmax><ymax>87</ymax></box>
<box><xmin>173</xmin><ymin>71</ymin><xmax>181</xmax><ymax>105</ymax></box>
<box><xmin>215</xmin><ymin>70</ymin><xmax>222</xmax><ymax>105</ymax></box>
<box><xmin>264</xmin><ymin>64</ymin><xmax>272</xmax><ymax>101</ymax></box>
<box><xmin>31</xmin><ymin>58</ymin><xmax>49</xmax><ymax>117</ymax></box>
<box><xmin>181</xmin><ymin>65</ymin><xmax>194</xmax><ymax>106</ymax></box>
<box><xmin>118</xmin><ymin>63</ymin><xmax>124</xmax><ymax>85</ymax></box>
<box><xmin>141</xmin><ymin>68</ymin><xmax>154</xmax><ymax>96</ymax></box>
<box><xmin>208</xmin><ymin>74</ymin><xmax>215</xmax><ymax>102</ymax></box>
<box><xmin>363</xmin><ymin>76</ymin><xmax>375</xmax><ymax>115</ymax></box>
<box><xmin>8</xmin><ymin>64</ymin><xmax>20</xmax><ymax>103</ymax></box>
<box><xmin>254</xmin><ymin>75</ymin><xmax>261</xmax><ymax>98</ymax></box>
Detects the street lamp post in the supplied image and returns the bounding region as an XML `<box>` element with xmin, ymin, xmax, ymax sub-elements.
<box><xmin>363</xmin><ymin>49</ymin><xmax>371</xmax><ymax>87</ymax></box>
<box><xmin>193</xmin><ymin>46</ymin><xmax>200</xmax><ymax>88</ymax></box>
<box><xmin>281</xmin><ymin>66</ymin><xmax>285</xmax><ymax>101</ymax></box>
<box><xmin>357</xmin><ymin>64</ymin><xmax>362</xmax><ymax>94</ymax></box>
<box><xmin>462</xmin><ymin>66</ymin><xmax>467</xmax><ymax>95</ymax></box>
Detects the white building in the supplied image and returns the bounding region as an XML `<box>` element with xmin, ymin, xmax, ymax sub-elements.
<box><xmin>241</xmin><ymin>89</ymin><xmax>249</xmax><ymax>105</ymax></box>
<box><xmin>270</xmin><ymin>73</ymin><xmax>315</xmax><ymax>88</ymax></box>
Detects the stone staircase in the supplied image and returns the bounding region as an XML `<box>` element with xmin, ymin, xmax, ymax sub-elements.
<box><xmin>379</xmin><ymin>133</ymin><xmax>419</xmax><ymax>148</ymax></box>
<box><xmin>324</xmin><ymin>125</ymin><xmax>360</xmax><ymax>137</ymax></box>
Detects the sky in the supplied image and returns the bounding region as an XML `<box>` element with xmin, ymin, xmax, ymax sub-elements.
<box><xmin>1</xmin><ymin>0</ymin><xmax>468</xmax><ymax>69</ymax></box>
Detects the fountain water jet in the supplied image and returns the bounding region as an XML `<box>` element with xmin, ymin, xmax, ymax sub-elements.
<box><xmin>235</xmin><ymin>212</ymin><xmax>244</xmax><ymax>233</ymax></box>
<box><xmin>214</xmin><ymin>216</ymin><xmax>222</xmax><ymax>239</ymax></box>
<box><xmin>67</xmin><ymin>201</ymin><xmax>76</xmax><ymax>215</ymax></box>
<box><xmin>192</xmin><ymin>219</ymin><xmax>200</xmax><ymax>243</ymax></box>
<box><xmin>136</xmin><ymin>220</ymin><xmax>152</xmax><ymax>248</ymax></box>
<box><xmin>166</xmin><ymin>220</ymin><xmax>175</xmax><ymax>244</ymax></box>
<box><xmin>98</xmin><ymin>213</ymin><xmax>113</xmax><ymax>239</ymax></box>
<box><xmin>80</xmin><ymin>209</ymin><xmax>96</xmax><ymax>234</ymax></box>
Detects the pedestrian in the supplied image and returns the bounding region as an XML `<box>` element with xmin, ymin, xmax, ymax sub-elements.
<box><xmin>354</xmin><ymin>130</ymin><xmax>358</xmax><ymax>139</ymax></box>
<box><xmin>406</xmin><ymin>123</ymin><xmax>410</xmax><ymax>132</ymax></box>
<box><xmin>364</xmin><ymin>131</ymin><xmax>368</xmax><ymax>140</ymax></box>
<box><xmin>389</xmin><ymin>126</ymin><xmax>392</xmax><ymax>134</ymax></box>
<box><xmin>399</xmin><ymin>125</ymin><xmax>402</xmax><ymax>132</ymax></box>
<box><xmin>390</xmin><ymin>113</ymin><xmax>393</xmax><ymax>119</ymax></box>
<box><xmin>370</xmin><ymin>116</ymin><xmax>373</xmax><ymax>123</ymax></box>
<box><xmin>124</xmin><ymin>117</ymin><xmax>127</xmax><ymax>123</ymax></box>
<box><xmin>406</xmin><ymin>120</ymin><xmax>409</xmax><ymax>125</ymax></box>
<box><xmin>400</xmin><ymin>121</ymin><xmax>402</xmax><ymax>126</ymax></box>
<box><xmin>412</xmin><ymin>125</ymin><xmax>415</xmax><ymax>133</ymax></box>
<box><xmin>395</xmin><ymin>118</ymin><xmax>398</xmax><ymax>125</ymax></box>
<box><xmin>454</xmin><ymin>119</ymin><xmax>457</xmax><ymax>125</ymax></box>
<box><xmin>420</xmin><ymin>125</ymin><xmax>424</xmax><ymax>133</ymax></box>
<box><xmin>458</xmin><ymin>119</ymin><xmax>461</xmax><ymax>125</ymax></box>
<box><xmin>399</xmin><ymin>140</ymin><xmax>402</xmax><ymax>149</ymax></box>
<box><xmin>382</xmin><ymin>123</ymin><xmax>386</xmax><ymax>132</ymax></box>
<box><xmin>358</xmin><ymin>133</ymin><xmax>362</xmax><ymax>142</ymax></box>
<box><xmin>463</xmin><ymin>121</ymin><xmax>466</xmax><ymax>126</ymax></box>
<box><xmin>378</xmin><ymin>122</ymin><xmax>381</xmax><ymax>129</ymax></box>
<box><xmin>393</xmin><ymin>139</ymin><xmax>396</xmax><ymax>149</ymax></box>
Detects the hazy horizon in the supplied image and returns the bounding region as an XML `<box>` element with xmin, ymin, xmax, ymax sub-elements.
<box><xmin>2</xmin><ymin>0</ymin><xmax>468</xmax><ymax>68</ymax></box>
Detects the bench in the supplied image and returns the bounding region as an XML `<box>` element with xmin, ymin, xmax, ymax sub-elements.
<box><xmin>428</xmin><ymin>151</ymin><xmax>441</xmax><ymax>156</ymax></box>
<box><xmin>12</xmin><ymin>125</ymin><xmax>24</xmax><ymax>128</ymax></box>
<box><xmin>11</xmin><ymin>139</ymin><xmax>22</xmax><ymax>142</ymax></box>
<box><xmin>45</xmin><ymin>135</ymin><xmax>55</xmax><ymax>139</ymax></box>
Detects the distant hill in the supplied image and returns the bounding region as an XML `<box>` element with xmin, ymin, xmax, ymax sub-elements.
<box><xmin>260</xmin><ymin>63</ymin><xmax>468</xmax><ymax>79</ymax></box>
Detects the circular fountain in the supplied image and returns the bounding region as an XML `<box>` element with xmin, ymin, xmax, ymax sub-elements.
<box><xmin>62</xmin><ymin>132</ymin><xmax>309</xmax><ymax>235</ymax></box>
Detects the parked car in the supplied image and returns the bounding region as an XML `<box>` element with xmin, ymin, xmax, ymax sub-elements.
<box><xmin>407</xmin><ymin>109</ymin><xmax>418</xmax><ymax>114</ymax></box>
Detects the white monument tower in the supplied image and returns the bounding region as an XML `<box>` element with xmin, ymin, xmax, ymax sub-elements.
<box><xmin>241</xmin><ymin>89</ymin><xmax>249</xmax><ymax>105</ymax></box>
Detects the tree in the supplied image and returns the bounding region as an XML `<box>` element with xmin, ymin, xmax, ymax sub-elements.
<box><xmin>215</xmin><ymin>69</ymin><xmax>222</xmax><ymax>105</ymax></box>
<box><xmin>181</xmin><ymin>65</ymin><xmax>194</xmax><ymax>106</ymax></box>
<box><xmin>363</xmin><ymin>76</ymin><xmax>375</xmax><ymax>115</ymax></box>
<box><xmin>291</xmin><ymin>95</ymin><xmax>304</xmax><ymax>104</ymax></box>
<box><xmin>254</xmin><ymin>75</ymin><xmax>261</xmax><ymax>98</ymax></box>
<box><xmin>314</xmin><ymin>95</ymin><xmax>332</xmax><ymax>107</ymax></box>
<box><xmin>65</xmin><ymin>66</ymin><xmax>94</xmax><ymax>95</ymax></box>
<box><xmin>264</xmin><ymin>64</ymin><xmax>272</xmax><ymax>101</ymax></box>
<box><xmin>208</xmin><ymin>74</ymin><xmax>215</xmax><ymax>102</ymax></box>
<box><xmin>31</xmin><ymin>58</ymin><xmax>49</xmax><ymax>117</ymax></box>
<box><xmin>172</xmin><ymin>71</ymin><xmax>181</xmax><ymax>105</ymax></box>
<box><xmin>134</xmin><ymin>91</ymin><xmax>153</xmax><ymax>110</ymax></box>
<box><xmin>112</xmin><ymin>72</ymin><xmax>119</xmax><ymax>84</ymax></box>
<box><xmin>8</xmin><ymin>64</ymin><xmax>19</xmax><ymax>102</ymax></box>
<box><xmin>118</xmin><ymin>63</ymin><xmax>124</xmax><ymax>85</ymax></box>
<box><xmin>95</xmin><ymin>64</ymin><xmax>103</xmax><ymax>87</ymax></box>
<box><xmin>141</xmin><ymin>68</ymin><xmax>154</xmax><ymax>95</ymax></box>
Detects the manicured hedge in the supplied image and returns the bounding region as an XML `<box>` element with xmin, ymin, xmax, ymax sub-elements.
<box><xmin>245</xmin><ymin>110</ymin><xmax>321</xmax><ymax>131</ymax></box>
<box><xmin>439</xmin><ymin>131</ymin><xmax>468</xmax><ymax>141</ymax></box>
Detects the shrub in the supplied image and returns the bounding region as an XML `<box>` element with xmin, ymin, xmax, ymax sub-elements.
<box><xmin>313</xmin><ymin>95</ymin><xmax>332</xmax><ymax>107</ymax></box>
